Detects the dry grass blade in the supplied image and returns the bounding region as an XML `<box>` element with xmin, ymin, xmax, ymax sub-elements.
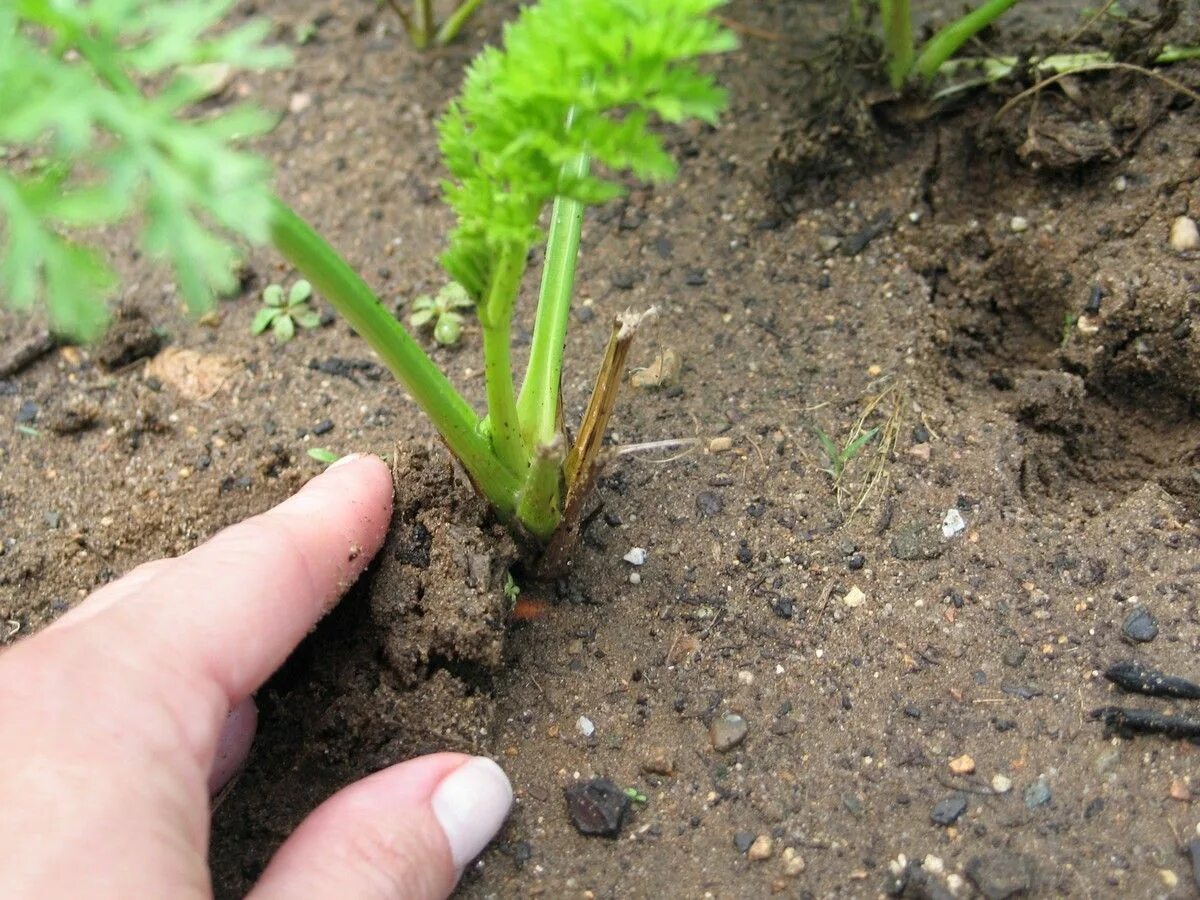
<box><xmin>992</xmin><ymin>62</ymin><xmax>1200</xmax><ymax>124</ymax></box>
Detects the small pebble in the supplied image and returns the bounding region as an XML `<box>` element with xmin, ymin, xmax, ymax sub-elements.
<box><xmin>640</xmin><ymin>748</ymin><xmax>675</xmax><ymax>777</ymax></box>
<box><xmin>564</xmin><ymin>777</ymin><xmax>629</xmax><ymax>837</ymax></box>
<box><xmin>1121</xmin><ymin>606</ymin><xmax>1158</xmax><ymax>643</ymax></box>
<box><xmin>629</xmin><ymin>572</ymin><xmax>641</xmax><ymax>585</ymax></box>
<box><xmin>1161</xmin><ymin>869</ymin><xmax>1179</xmax><ymax>889</ymax></box>
<box><xmin>737</xmin><ymin>670</ymin><xmax>754</xmax><ymax>686</ymax></box>
<box><xmin>1111</xmin><ymin>175</ymin><xmax>1128</xmax><ymax>193</ymax></box>
<box><xmin>1024</xmin><ymin>777</ymin><xmax>1051</xmax><ymax>809</ymax></box>
<box><xmin>949</xmin><ymin>754</ymin><xmax>976</xmax><ymax>776</ymax></box>
<box><xmin>623</xmin><ymin>547</ymin><xmax>647</xmax><ymax>566</ymax></box>
<box><xmin>709</xmin><ymin>713</ymin><xmax>748</xmax><ymax>752</ymax></box>
<box><xmin>576</xmin><ymin>715</ymin><xmax>595</xmax><ymax>738</ymax></box>
<box><xmin>1009</xmin><ymin>215</ymin><xmax>1029</xmax><ymax>233</ymax></box>
<box><xmin>781</xmin><ymin>847</ymin><xmax>806</xmax><ymax>877</ymax></box>
<box><xmin>708</xmin><ymin>436</ymin><xmax>733</xmax><ymax>453</ymax></box>
<box><xmin>931</xmin><ymin>795</ymin><xmax>968</xmax><ymax>826</ymax></box>
<box><xmin>1170</xmin><ymin>216</ymin><xmax>1200</xmax><ymax>252</ymax></box>
<box><xmin>1170</xmin><ymin>778</ymin><xmax>1191</xmax><ymax>802</ymax></box>
<box><xmin>747</xmin><ymin>835</ymin><xmax>774</xmax><ymax>861</ymax></box>
<box><xmin>842</xmin><ymin>586</ymin><xmax>866</xmax><ymax>608</ymax></box>
<box><xmin>733</xmin><ymin>831</ymin><xmax>755</xmax><ymax>853</ymax></box>
<box><xmin>991</xmin><ymin>774</ymin><xmax>1013</xmax><ymax>794</ymax></box>
<box><xmin>941</xmin><ymin>508</ymin><xmax>966</xmax><ymax>538</ymax></box>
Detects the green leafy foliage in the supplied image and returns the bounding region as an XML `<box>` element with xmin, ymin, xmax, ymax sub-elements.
<box><xmin>437</xmin><ymin>0</ymin><xmax>736</xmax><ymax>301</ymax></box>
<box><xmin>252</xmin><ymin>279</ymin><xmax>321</xmax><ymax>343</ymax></box>
<box><xmin>0</xmin><ymin>0</ymin><xmax>288</xmax><ymax>340</ymax></box>
<box><xmin>409</xmin><ymin>281</ymin><xmax>473</xmax><ymax>346</ymax></box>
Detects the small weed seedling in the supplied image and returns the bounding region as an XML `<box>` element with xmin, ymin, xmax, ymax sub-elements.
<box><xmin>2</xmin><ymin>0</ymin><xmax>734</xmax><ymax>566</ymax></box>
<box><xmin>410</xmin><ymin>282</ymin><xmax>473</xmax><ymax>347</ymax></box>
<box><xmin>624</xmin><ymin>787</ymin><xmax>648</xmax><ymax>806</ymax></box>
<box><xmin>306</xmin><ymin>447</ymin><xmax>341</xmax><ymax>464</ymax></box>
<box><xmin>381</xmin><ymin>0</ymin><xmax>484</xmax><ymax>49</ymax></box>
<box><xmin>848</xmin><ymin>0</ymin><xmax>1023</xmax><ymax>89</ymax></box>
<box><xmin>849</xmin><ymin>1</ymin><xmax>1200</xmax><ymax>96</ymax></box>
<box><xmin>814</xmin><ymin>424</ymin><xmax>880</xmax><ymax>487</ymax></box>
<box><xmin>252</xmin><ymin>280</ymin><xmax>321</xmax><ymax>343</ymax></box>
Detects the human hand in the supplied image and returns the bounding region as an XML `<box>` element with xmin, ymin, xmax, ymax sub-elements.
<box><xmin>0</xmin><ymin>454</ymin><xmax>512</xmax><ymax>898</ymax></box>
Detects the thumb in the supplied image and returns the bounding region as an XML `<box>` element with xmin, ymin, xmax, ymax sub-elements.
<box><xmin>247</xmin><ymin>754</ymin><xmax>512</xmax><ymax>900</ymax></box>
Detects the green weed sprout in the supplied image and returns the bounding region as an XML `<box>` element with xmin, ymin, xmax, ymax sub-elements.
<box><xmin>814</xmin><ymin>424</ymin><xmax>880</xmax><ymax>485</ymax></box>
<box><xmin>381</xmin><ymin>0</ymin><xmax>484</xmax><ymax>50</ymax></box>
<box><xmin>410</xmin><ymin>282</ymin><xmax>473</xmax><ymax>346</ymax></box>
<box><xmin>252</xmin><ymin>280</ymin><xmax>321</xmax><ymax>343</ymax></box>
<box><xmin>1</xmin><ymin>0</ymin><xmax>734</xmax><ymax>559</ymax></box>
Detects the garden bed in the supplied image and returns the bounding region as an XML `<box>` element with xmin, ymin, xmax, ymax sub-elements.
<box><xmin>2</xmin><ymin>0</ymin><xmax>1199</xmax><ymax>896</ymax></box>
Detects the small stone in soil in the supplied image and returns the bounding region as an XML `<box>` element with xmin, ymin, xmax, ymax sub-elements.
<box><xmin>709</xmin><ymin>713</ymin><xmax>748</xmax><ymax>752</ymax></box>
<box><xmin>640</xmin><ymin>748</ymin><xmax>674</xmax><ymax>776</ymax></box>
<box><xmin>991</xmin><ymin>774</ymin><xmax>1013</xmax><ymax>794</ymax></box>
<box><xmin>1023</xmin><ymin>777</ymin><xmax>1051</xmax><ymax>809</ymax></box>
<box><xmin>1169</xmin><ymin>216</ymin><xmax>1200</xmax><ymax>252</ymax></box>
<box><xmin>966</xmin><ymin>852</ymin><xmax>1036</xmax><ymax>900</ymax></box>
<box><xmin>576</xmin><ymin>715</ymin><xmax>595</xmax><ymax>738</ymax></box>
<box><xmin>696</xmin><ymin>491</ymin><xmax>723</xmax><ymax>517</ymax></box>
<box><xmin>847</xmin><ymin>553</ymin><xmax>865</xmax><ymax>570</ymax></box>
<box><xmin>733</xmin><ymin>831</ymin><xmax>755</xmax><ymax>853</ymax></box>
<box><xmin>1170</xmin><ymin>778</ymin><xmax>1191</xmax><ymax>801</ymax></box>
<box><xmin>842</xmin><ymin>586</ymin><xmax>866</xmax><ymax>608</ymax></box>
<box><xmin>683</xmin><ymin>268</ymin><xmax>708</xmax><ymax>286</ymax></box>
<box><xmin>930</xmin><ymin>794</ymin><xmax>968</xmax><ymax>826</ymax></box>
<box><xmin>564</xmin><ymin>777</ymin><xmax>630</xmax><ymax>837</ymax></box>
<box><xmin>1186</xmin><ymin>838</ymin><xmax>1200</xmax><ymax>892</ymax></box>
<box><xmin>623</xmin><ymin>547</ymin><xmax>647</xmax><ymax>565</ymax></box>
<box><xmin>15</xmin><ymin>400</ymin><xmax>37</xmax><ymax>424</ymax></box>
<box><xmin>312</xmin><ymin>418</ymin><xmax>334</xmax><ymax>436</ymax></box>
<box><xmin>949</xmin><ymin>754</ymin><xmax>975</xmax><ymax>776</ymax></box>
<box><xmin>1121</xmin><ymin>606</ymin><xmax>1158</xmax><ymax>643</ymax></box>
<box><xmin>772</xmin><ymin>597</ymin><xmax>794</xmax><ymax>619</ymax></box>
<box><xmin>781</xmin><ymin>847</ymin><xmax>805</xmax><ymax>877</ymax></box>
<box><xmin>610</xmin><ymin>268</ymin><xmax>640</xmax><ymax>290</ymax></box>
<box><xmin>747</xmin><ymin>835</ymin><xmax>773</xmax><ymax>861</ymax></box>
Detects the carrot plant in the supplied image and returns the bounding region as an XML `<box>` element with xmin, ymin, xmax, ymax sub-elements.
<box><xmin>1</xmin><ymin>0</ymin><xmax>734</xmax><ymax>556</ymax></box>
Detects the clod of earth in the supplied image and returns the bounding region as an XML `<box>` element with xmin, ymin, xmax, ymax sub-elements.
<box><xmin>564</xmin><ymin>777</ymin><xmax>630</xmax><ymax>838</ymax></box>
<box><xmin>1092</xmin><ymin>706</ymin><xmax>1200</xmax><ymax>741</ymax></box>
<box><xmin>1103</xmin><ymin>660</ymin><xmax>1200</xmax><ymax>700</ymax></box>
<box><xmin>965</xmin><ymin>852</ymin><xmax>1036</xmax><ymax>900</ymax></box>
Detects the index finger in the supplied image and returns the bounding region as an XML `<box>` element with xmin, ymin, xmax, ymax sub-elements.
<box><xmin>63</xmin><ymin>453</ymin><xmax>393</xmax><ymax>708</ymax></box>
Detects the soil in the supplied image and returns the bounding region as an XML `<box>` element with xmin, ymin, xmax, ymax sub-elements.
<box><xmin>2</xmin><ymin>1</ymin><xmax>1200</xmax><ymax>897</ymax></box>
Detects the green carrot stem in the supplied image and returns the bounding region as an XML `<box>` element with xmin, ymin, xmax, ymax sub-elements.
<box><xmin>515</xmin><ymin>435</ymin><xmax>565</xmax><ymax>541</ymax></box>
<box><xmin>268</xmin><ymin>200</ymin><xmax>520</xmax><ymax>517</ymax></box>
<box><xmin>517</xmin><ymin>153</ymin><xmax>589</xmax><ymax>449</ymax></box>
<box><xmin>913</xmin><ymin>0</ymin><xmax>1022</xmax><ymax>81</ymax></box>
<box><xmin>479</xmin><ymin>241</ymin><xmax>529</xmax><ymax>476</ymax></box>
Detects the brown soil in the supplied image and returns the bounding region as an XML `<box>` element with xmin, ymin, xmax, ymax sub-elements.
<box><xmin>3</xmin><ymin>1</ymin><xmax>1200</xmax><ymax>897</ymax></box>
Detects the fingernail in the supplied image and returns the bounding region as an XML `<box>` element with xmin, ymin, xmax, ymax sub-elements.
<box><xmin>327</xmin><ymin>452</ymin><xmax>363</xmax><ymax>471</ymax></box>
<box><xmin>431</xmin><ymin>757</ymin><xmax>513</xmax><ymax>869</ymax></box>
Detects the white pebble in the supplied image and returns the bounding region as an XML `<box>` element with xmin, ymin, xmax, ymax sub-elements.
<box><xmin>942</xmin><ymin>508</ymin><xmax>966</xmax><ymax>539</ymax></box>
<box><xmin>843</xmin><ymin>586</ymin><xmax>866</xmax><ymax>608</ymax></box>
<box><xmin>629</xmin><ymin>571</ymin><xmax>641</xmax><ymax>585</ymax></box>
<box><xmin>991</xmin><ymin>774</ymin><xmax>1013</xmax><ymax>794</ymax></box>
<box><xmin>737</xmin><ymin>670</ymin><xmax>755</xmax><ymax>685</ymax></box>
<box><xmin>576</xmin><ymin>715</ymin><xmax>595</xmax><ymax>738</ymax></box>
<box><xmin>1009</xmin><ymin>215</ymin><xmax>1029</xmax><ymax>233</ymax></box>
<box><xmin>1169</xmin><ymin>216</ymin><xmax>1199</xmax><ymax>252</ymax></box>
<box><xmin>623</xmin><ymin>547</ymin><xmax>647</xmax><ymax>565</ymax></box>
